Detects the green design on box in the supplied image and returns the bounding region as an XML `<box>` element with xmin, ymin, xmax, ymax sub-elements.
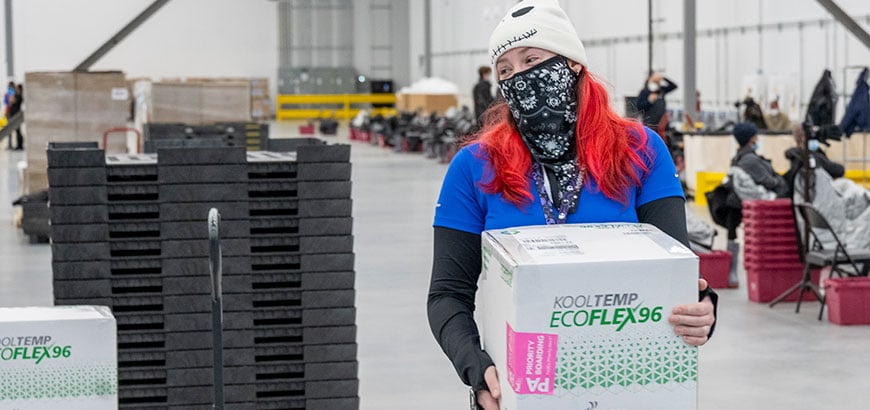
<box><xmin>0</xmin><ymin>366</ymin><xmax>117</xmax><ymax>400</ymax></box>
<box><xmin>554</xmin><ymin>335</ymin><xmax>697</xmax><ymax>393</ymax></box>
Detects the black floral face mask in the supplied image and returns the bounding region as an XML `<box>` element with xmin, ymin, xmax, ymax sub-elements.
<box><xmin>499</xmin><ymin>55</ymin><xmax>582</xmax><ymax>213</ymax></box>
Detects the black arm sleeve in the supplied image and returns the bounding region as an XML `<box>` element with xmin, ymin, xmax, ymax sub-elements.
<box><xmin>637</xmin><ymin>196</ymin><xmax>718</xmax><ymax>338</ymax></box>
<box><xmin>817</xmin><ymin>153</ymin><xmax>846</xmax><ymax>179</ymax></box>
<box><xmin>636</xmin><ymin>89</ymin><xmax>652</xmax><ymax>112</ymax></box>
<box><xmin>427</xmin><ymin>226</ymin><xmax>494</xmax><ymax>392</ymax></box>
<box><xmin>636</xmin><ymin>196</ymin><xmax>690</xmax><ymax>248</ymax></box>
<box><xmin>660</xmin><ymin>78</ymin><xmax>679</xmax><ymax>95</ymax></box>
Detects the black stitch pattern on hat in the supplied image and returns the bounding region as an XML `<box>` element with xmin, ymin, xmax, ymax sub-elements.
<box><xmin>491</xmin><ymin>29</ymin><xmax>539</xmax><ymax>62</ymax></box>
<box><xmin>512</xmin><ymin>6</ymin><xmax>534</xmax><ymax>17</ymax></box>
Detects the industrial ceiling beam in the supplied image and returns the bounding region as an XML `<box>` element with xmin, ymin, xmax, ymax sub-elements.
<box><xmin>816</xmin><ymin>0</ymin><xmax>870</xmax><ymax>50</ymax></box>
<box><xmin>683</xmin><ymin>0</ymin><xmax>698</xmax><ymax>126</ymax></box>
<box><xmin>5</xmin><ymin>0</ymin><xmax>14</xmax><ymax>79</ymax></box>
<box><xmin>74</xmin><ymin>0</ymin><xmax>172</xmax><ymax>72</ymax></box>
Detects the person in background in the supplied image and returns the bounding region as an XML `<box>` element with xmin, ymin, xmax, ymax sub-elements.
<box><xmin>8</xmin><ymin>84</ymin><xmax>23</xmax><ymax>150</ymax></box>
<box><xmin>764</xmin><ymin>99</ymin><xmax>792</xmax><ymax>132</ymax></box>
<box><xmin>636</xmin><ymin>72</ymin><xmax>678</xmax><ymax>130</ymax></box>
<box><xmin>3</xmin><ymin>81</ymin><xmax>14</xmax><ymax>110</ymax></box>
<box><xmin>3</xmin><ymin>81</ymin><xmax>14</xmax><ymax>149</ymax></box>
<box><xmin>726</xmin><ymin>122</ymin><xmax>788</xmax><ymax>286</ymax></box>
<box><xmin>732</xmin><ymin>122</ymin><xmax>789</xmax><ymax>197</ymax></box>
<box><xmin>428</xmin><ymin>1</ymin><xmax>716</xmax><ymax>408</ymax></box>
<box><xmin>472</xmin><ymin>65</ymin><xmax>495</xmax><ymax>125</ymax></box>
<box><xmin>784</xmin><ymin>123</ymin><xmax>845</xmax><ymax>197</ymax></box>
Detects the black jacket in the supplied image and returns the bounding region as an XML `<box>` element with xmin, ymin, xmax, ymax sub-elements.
<box><xmin>8</xmin><ymin>94</ymin><xmax>22</xmax><ymax>117</ymax></box>
<box><xmin>636</xmin><ymin>78</ymin><xmax>678</xmax><ymax>128</ymax></box>
<box><xmin>732</xmin><ymin>145</ymin><xmax>789</xmax><ymax>197</ymax></box>
<box><xmin>806</xmin><ymin>69</ymin><xmax>837</xmax><ymax>126</ymax></box>
<box><xmin>840</xmin><ymin>67</ymin><xmax>870</xmax><ymax>137</ymax></box>
<box><xmin>783</xmin><ymin>147</ymin><xmax>845</xmax><ymax>197</ymax></box>
<box><xmin>741</xmin><ymin>98</ymin><xmax>768</xmax><ymax>130</ymax></box>
<box><xmin>472</xmin><ymin>80</ymin><xmax>494</xmax><ymax>121</ymax></box>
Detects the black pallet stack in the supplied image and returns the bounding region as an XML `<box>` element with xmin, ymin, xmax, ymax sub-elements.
<box><xmin>144</xmin><ymin>122</ymin><xmax>269</xmax><ymax>153</ymax></box>
<box><xmin>49</xmin><ymin>141</ymin><xmax>357</xmax><ymax>410</ymax></box>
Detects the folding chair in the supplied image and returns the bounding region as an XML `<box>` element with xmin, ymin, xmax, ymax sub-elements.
<box><xmin>770</xmin><ymin>204</ymin><xmax>870</xmax><ymax>320</ymax></box>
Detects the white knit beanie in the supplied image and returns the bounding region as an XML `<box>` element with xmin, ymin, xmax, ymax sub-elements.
<box><xmin>489</xmin><ymin>0</ymin><xmax>587</xmax><ymax>68</ymax></box>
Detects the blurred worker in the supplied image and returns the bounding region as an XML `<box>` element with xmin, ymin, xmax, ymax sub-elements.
<box><xmin>764</xmin><ymin>99</ymin><xmax>791</xmax><ymax>132</ymax></box>
<box><xmin>726</xmin><ymin>122</ymin><xmax>788</xmax><ymax>286</ymax></box>
<box><xmin>636</xmin><ymin>72</ymin><xmax>678</xmax><ymax>130</ymax></box>
<box><xmin>472</xmin><ymin>65</ymin><xmax>494</xmax><ymax>124</ymax></box>
<box><xmin>732</xmin><ymin>122</ymin><xmax>789</xmax><ymax>197</ymax></box>
<box><xmin>784</xmin><ymin>123</ymin><xmax>845</xmax><ymax>196</ymax></box>
<box><xmin>8</xmin><ymin>84</ymin><xmax>23</xmax><ymax>150</ymax></box>
<box><xmin>3</xmin><ymin>81</ymin><xmax>14</xmax><ymax>111</ymax></box>
<box><xmin>3</xmin><ymin>81</ymin><xmax>14</xmax><ymax>149</ymax></box>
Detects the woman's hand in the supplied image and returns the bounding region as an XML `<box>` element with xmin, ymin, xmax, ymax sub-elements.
<box><xmin>669</xmin><ymin>279</ymin><xmax>715</xmax><ymax>346</ymax></box>
<box><xmin>476</xmin><ymin>365</ymin><xmax>501</xmax><ymax>410</ymax></box>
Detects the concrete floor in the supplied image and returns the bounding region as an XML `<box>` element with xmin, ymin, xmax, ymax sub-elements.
<box><xmin>2</xmin><ymin>123</ymin><xmax>869</xmax><ymax>409</ymax></box>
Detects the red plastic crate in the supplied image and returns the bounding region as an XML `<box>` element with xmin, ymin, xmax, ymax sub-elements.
<box><xmin>744</xmin><ymin>253</ymin><xmax>802</xmax><ymax>264</ymax></box>
<box><xmin>744</xmin><ymin>233</ymin><xmax>798</xmax><ymax>245</ymax></box>
<box><xmin>698</xmin><ymin>251</ymin><xmax>732</xmax><ymax>289</ymax></box>
<box><xmin>742</xmin><ymin>199</ymin><xmax>793</xmax><ymax>210</ymax></box>
<box><xmin>743</xmin><ymin>226</ymin><xmax>797</xmax><ymax>236</ymax></box>
<box><xmin>743</xmin><ymin>220</ymin><xmax>795</xmax><ymax>230</ymax></box>
<box><xmin>746</xmin><ymin>268</ymin><xmax>821</xmax><ymax>303</ymax></box>
<box><xmin>824</xmin><ymin>277</ymin><xmax>870</xmax><ymax>325</ymax></box>
<box><xmin>742</xmin><ymin>244</ymin><xmax>799</xmax><ymax>254</ymax></box>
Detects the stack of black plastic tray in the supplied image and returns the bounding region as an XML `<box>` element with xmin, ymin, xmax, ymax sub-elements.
<box><xmin>245</xmin><ymin>147</ymin><xmax>357</xmax><ymax>409</ymax></box>
<box><xmin>49</xmin><ymin>141</ymin><xmax>357</xmax><ymax>410</ymax></box>
<box><xmin>144</xmin><ymin>122</ymin><xmax>269</xmax><ymax>153</ymax></box>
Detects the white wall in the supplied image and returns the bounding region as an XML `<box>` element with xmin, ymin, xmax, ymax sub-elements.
<box><xmin>414</xmin><ymin>0</ymin><xmax>870</xmax><ymax>118</ymax></box>
<box><xmin>0</xmin><ymin>0</ymin><xmax>279</xmax><ymax>98</ymax></box>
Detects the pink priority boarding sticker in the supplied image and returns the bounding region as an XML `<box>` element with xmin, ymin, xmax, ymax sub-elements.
<box><xmin>506</xmin><ymin>323</ymin><xmax>558</xmax><ymax>395</ymax></box>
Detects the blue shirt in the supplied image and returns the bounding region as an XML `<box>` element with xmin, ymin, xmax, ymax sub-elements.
<box><xmin>433</xmin><ymin>128</ymin><xmax>684</xmax><ymax>234</ymax></box>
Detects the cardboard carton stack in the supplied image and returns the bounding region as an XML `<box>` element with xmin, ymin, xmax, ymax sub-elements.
<box><xmin>395</xmin><ymin>93</ymin><xmax>458</xmax><ymax>115</ymax></box>
<box><xmin>478</xmin><ymin>224</ymin><xmax>698</xmax><ymax>409</ymax></box>
<box><xmin>742</xmin><ymin>199</ymin><xmax>820</xmax><ymax>303</ymax></box>
<box><xmin>249</xmin><ymin>78</ymin><xmax>271</xmax><ymax>121</ymax></box>
<box><xmin>48</xmin><ymin>141</ymin><xmax>358</xmax><ymax>409</ymax></box>
<box><xmin>24</xmin><ymin>71</ymin><xmax>129</xmax><ymax>193</ymax></box>
<box><xmin>133</xmin><ymin>79</ymin><xmax>252</xmax><ymax>128</ymax></box>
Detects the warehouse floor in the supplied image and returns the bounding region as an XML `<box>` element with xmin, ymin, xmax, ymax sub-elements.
<box><xmin>2</xmin><ymin>123</ymin><xmax>869</xmax><ymax>409</ymax></box>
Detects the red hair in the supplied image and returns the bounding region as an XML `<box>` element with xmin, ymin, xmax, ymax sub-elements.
<box><xmin>470</xmin><ymin>71</ymin><xmax>650</xmax><ymax>205</ymax></box>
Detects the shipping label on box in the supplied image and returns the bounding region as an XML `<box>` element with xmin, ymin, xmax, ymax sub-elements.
<box><xmin>0</xmin><ymin>306</ymin><xmax>117</xmax><ymax>410</ymax></box>
<box><xmin>479</xmin><ymin>223</ymin><xmax>698</xmax><ymax>410</ymax></box>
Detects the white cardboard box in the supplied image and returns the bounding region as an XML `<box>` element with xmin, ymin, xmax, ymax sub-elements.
<box><xmin>478</xmin><ymin>223</ymin><xmax>698</xmax><ymax>410</ymax></box>
<box><xmin>0</xmin><ymin>306</ymin><xmax>118</xmax><ymax>409</ymax></box>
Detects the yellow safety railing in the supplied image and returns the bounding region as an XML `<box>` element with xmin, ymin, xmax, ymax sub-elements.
<box><xmin>276</xmin><ymin>94</ymin><xmax>397</xmax><ymax>121</ymax></box>
<box><xmin>844</xmin><ymin>169</ymin><xmax>870</xmax><ymax>189</ymax></box>
<box><xmin>696</xmin><ymin>169</ymin><xmax>870</xmax><ymax>206</ymax></box>
<box><xmin>694</xmin><ymin>171</ymin><xmax>726</xmax><ymax>206</ymax></box>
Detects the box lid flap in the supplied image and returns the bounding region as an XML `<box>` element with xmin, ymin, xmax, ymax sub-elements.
<box><xmin>483</xmin><ymin>223</ymin><xmax>696</xmax><ymax>266</ymax></box>
<box><xmin>0</xmin><ymin>306</ymin><xmax>114</xmax><ymax>322</ymax></box>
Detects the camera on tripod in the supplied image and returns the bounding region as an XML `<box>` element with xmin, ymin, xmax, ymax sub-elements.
<box><xmin>802</xmin><ymin>121</ymin><xmax>843</xmax><ymax>146</ymax></box>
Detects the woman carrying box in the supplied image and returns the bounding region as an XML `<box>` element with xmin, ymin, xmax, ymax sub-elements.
<box><xmin>426</xmin><ymin>1</ymin><xmax>718</xmax><ymax>409</ymax></box>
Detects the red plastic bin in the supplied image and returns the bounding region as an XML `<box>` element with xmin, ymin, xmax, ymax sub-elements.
<box><xmin>746</xmin><ymin>268</ymin><xmax>821</xmax><ymax>303</ymax></box>
<box><xmin>824</xmin><ymin>277</ymin><xmax>870</xmax><ymax>325</ymax></box>
<box><xmin>742</xmin><ymin>199</ymin><xmax>793</xmax><ymax>210</ymax></box>
<box><xmin>698</xmin><ymin>251</ymin><xmax>732</xmax><ymax>289</ymax></box>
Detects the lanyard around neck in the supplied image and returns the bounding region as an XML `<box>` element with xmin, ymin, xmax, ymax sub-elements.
<box><xmin>531</xmin><ymin>162</ymin><xmax>583</xmax><ymax>225</ymax></box>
